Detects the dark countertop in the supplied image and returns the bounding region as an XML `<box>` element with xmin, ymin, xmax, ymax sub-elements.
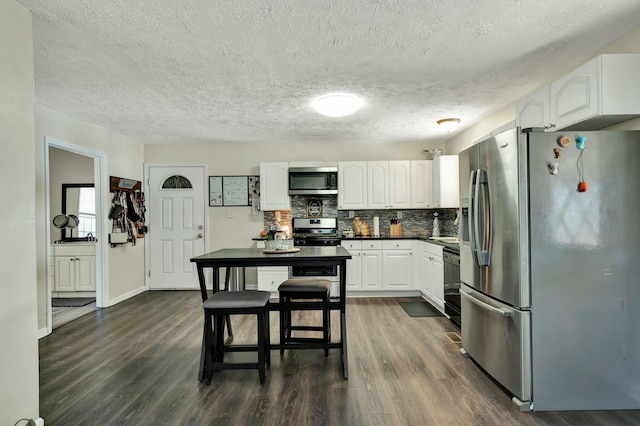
<box><xmin>253</xmin><ymin>235</ymin><xmax>460</xmax><ymax>252</ymax></box>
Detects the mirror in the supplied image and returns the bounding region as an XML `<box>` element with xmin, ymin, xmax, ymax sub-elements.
<box><xmin>61</xmin><ymin>183</ymin><xmax>96</xmax><ymax>241</ymax></box>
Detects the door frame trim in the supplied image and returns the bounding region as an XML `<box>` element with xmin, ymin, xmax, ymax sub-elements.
<box><xmin>144</xmin><ymin>163</ymin><xmax>208</xmax><ymax>289</ymax></box>
<box><xmin>44</xmin><ymin>137</ymin><xmax>108</xmax><ymax>335</ymax></box>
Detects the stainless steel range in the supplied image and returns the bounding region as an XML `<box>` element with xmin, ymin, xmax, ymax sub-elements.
<box><xmin>290</xmin><ymin>217</ymin><xmax>341</xmax><ymax>295</ymax></box>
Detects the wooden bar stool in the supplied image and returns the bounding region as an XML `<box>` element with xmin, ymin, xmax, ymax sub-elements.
<box><xmin>278</xmin><ymin>278</ymin><xmax>331</xmax><ymax>356</ymax></box>
<box><xmin>203</xmin><ymin>290</ymin><xmax>271</xmax><ymax>384</ymax></box>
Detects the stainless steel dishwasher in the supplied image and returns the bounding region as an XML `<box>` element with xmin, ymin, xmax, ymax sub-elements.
<box><xmin>443</xmin><ymin>247</ymin><xmax>461</xmax><ymax>327</ymax></box>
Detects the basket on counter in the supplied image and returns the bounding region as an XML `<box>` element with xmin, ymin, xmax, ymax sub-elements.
<box><xmin>265</xmin><ymin>239</ymin><xmax>294</xmax><ymax>250</ymax></box>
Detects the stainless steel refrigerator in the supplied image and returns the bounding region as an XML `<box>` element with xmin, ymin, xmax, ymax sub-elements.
<box><xmin>459</xmin><ymin>127</ymin><xmax>640</xmax><ymax>411</ymax></box>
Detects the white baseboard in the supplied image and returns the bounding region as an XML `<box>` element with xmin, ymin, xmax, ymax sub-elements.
<box><xmin>106</xmin><ymin>286</ymin><xmax>148</xmax><ymax>307</ymax></box>
<box><xmin>345</xmin><ymin>290</ymin><xmax>421</xmax><ymax>298</ymax></box>
<box><xmin>38</xmin><ymin>327</ymin><xmax>50</xmax><ymax>339</ymax></box>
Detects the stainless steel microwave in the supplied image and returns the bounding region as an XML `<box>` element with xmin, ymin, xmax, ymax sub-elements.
<box><xmin>288</xmin><ymin>167</ymin><xmax>338</xmax><ymax>195</ymax></box>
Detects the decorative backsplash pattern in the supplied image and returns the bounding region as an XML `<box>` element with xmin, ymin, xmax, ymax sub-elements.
<box><xmin>263</xmin><ymin>195</ymin><xmax>459</xmax><ymax>237</ymax></box>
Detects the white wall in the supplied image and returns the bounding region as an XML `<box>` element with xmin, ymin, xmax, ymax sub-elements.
<box><xmin>444</xmin><ymin>24</ymin><xmax>640</xmax><ymax>155</ymax></box>
<box><xmin>0</xmin><ymin>1</ymin><xmax>40</xmax><ymax>424</ymax></box>
<box><xmin>35</xmin><ymin>105</ymin><xmax>146</xmax><ymax>331</ymax></box>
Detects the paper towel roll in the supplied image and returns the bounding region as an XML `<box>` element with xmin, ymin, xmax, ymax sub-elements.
<box><xmin>373</xmin><ymin>216</ymin><xmax>380</xmax><ymax>237</ymax></box>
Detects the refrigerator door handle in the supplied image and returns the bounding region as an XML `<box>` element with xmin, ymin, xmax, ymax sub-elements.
<box><xmin>468</xmin><ymin>170</ymin><xmax>478</xmax><ymax>263</ymax></box>
<box><xmin>476</xmin><ymin>169</ymin><xmax>492</xmax><ymax>265</ymax></box>
<box><xmin>472</xmin><ymin>169</ymin><xmax>483</xmax><ymax>264</ymax></box>
<box><xmin>461</xmin><ymin>289</ymin><xmax>512</xmax><ymax>317</ymax></box>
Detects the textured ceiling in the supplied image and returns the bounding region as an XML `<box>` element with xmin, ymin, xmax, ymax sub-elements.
<box><xmin>16</xmin><ymin>0</ymin><xmax>640</xmax><ymax>145</ymax></box>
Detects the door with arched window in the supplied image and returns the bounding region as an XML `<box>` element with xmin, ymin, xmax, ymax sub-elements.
<box><xmin>148</xmin><ymin>165</ymin><xmax>206</xmax><ymax>289</ymax></box>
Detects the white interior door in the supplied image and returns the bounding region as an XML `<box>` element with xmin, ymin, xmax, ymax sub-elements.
<box><xmin>148</xmin><ymin>165</ymin><xmax>206</xmax><ymax>289</ymax></box>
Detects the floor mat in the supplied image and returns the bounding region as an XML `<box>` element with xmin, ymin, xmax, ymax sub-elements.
<box><xmin>399</xmin><ymin>301</ymin><xmax>444</xmax><ymax>317</ymax></box>
<box><xmin>52</xmin><ymin>297</ymin><xmax>96</xmax><ymax>307</ymax></box>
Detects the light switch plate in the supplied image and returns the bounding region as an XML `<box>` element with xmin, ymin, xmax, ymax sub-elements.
<box><xmin>397</xmin><ymin>211</ymin><xmax>402</xmax><ymax>219</ymax></box>
<box><xmin>349</xmin><ymin>210</ymin><xmax>354</xmax><ymax>218</ymax></box>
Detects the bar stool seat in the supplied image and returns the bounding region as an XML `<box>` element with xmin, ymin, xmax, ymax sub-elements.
<box><xmin>278</xmin><ymin>279</ymin><xmax>331</xmax><ymax>356</ymax></box>
<box><xmin>203</xmin><ymin>290</ymin><xmax>271</xmax><ymax>384</ymax></box>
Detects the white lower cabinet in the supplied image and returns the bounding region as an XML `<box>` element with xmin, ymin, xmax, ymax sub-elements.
<box><xmin>343</xmin><ymin>240</ymin><xmax>383</xmax><ymax>291</ymax></box>
<box><xmin>52</xmin><ymin>244</ymin><xmax>96</xmax><ymax>292</ymax></box>
<box><xmin>415</xmin><ymin>241</ymin><xmax>444</xmax><ymax>310</ymax></box>
<box><xmin>257</xmin><ymin>267</ymin><xmax>289</xmax><ymax>293</ymax></box>
<box><xmin>382</xmin><ymin>240</ymin><xmax>413</xmax><ymax>290</ymax></box>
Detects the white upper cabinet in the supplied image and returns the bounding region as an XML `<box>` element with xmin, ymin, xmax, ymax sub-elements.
<box><xmin>516</xmin><ymin>86</ymin><xmax>551</xmax><ymax>130</ymax></box>
<box><xmin>259</xmin><ymin>162</ymin><xmax>290</xmax><ymax>211</ymax></box>
<box><xmin>367</xmin><ymin>160</ymin><xmax>411</xmax><ymax>209</ymax></box>
<box><xmin>388</xmin><ymin>161</ymin><xmax>411</xmax><ymax>208</ymax></box>
<box><xmin>432</xmin><ymin>155</ymin><xmax>459</xmax><ymax>208</ymax></box>
<box><xmin>410</xmin><ymin>160</ymin><xmax>432</xmax><ymax>208</ymax></box>
<box><xmin>367</xmin><ymin>161</ymin><xmax>389</xmax><ymax>209</ymax></box>
<box><xmin>338</xmin><ymin>161</ymin><xmax>367</xmax><ymax>210</ymax></box>
<box><xmin>517</xmin><ymin>54</ymin><xmax>640</xmax><ymax>131</ymax></box>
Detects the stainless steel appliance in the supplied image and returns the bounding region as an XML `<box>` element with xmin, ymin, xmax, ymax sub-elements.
<box><xmin>443</xmin><ymin>247</ymin><xmax>461</xmax><ymax>327</ymax></box>
<box><xmin>290</xmin><ymin>218</ymin><xmax>341</xmax><ymax>295</ymax></box>
<box><xmin>288</xmin><ymin>167</ymin><xmax>338</xmax><ymax>195</ymax></box>
<box><xmin>459</xmin><ymin>128</ymin><xmax>640</xmax><ymax>411</ymax></box>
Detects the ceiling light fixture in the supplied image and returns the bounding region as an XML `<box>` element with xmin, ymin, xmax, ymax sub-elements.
<box><xmin>437</xmin><ymin>118</ymin><xmax>461</xmax><ymax>132</ymax></box>
<box><xmin>311</xmin><ymin>93</ymin><xmax>364</xmax><ymax>117</ymax></box>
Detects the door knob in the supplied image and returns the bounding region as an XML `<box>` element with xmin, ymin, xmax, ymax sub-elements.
<box><xmin>197</xmin><ymin>234</ymin><xmax>203</xmax><ymax>239</ymax></box>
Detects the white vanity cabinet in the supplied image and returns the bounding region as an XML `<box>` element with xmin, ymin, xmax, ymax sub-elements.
<box><xmin>259</xmin><ymin>162</ymin><xmax>290</xmax><ymax>211</ymax></box>
<box><xmin>338</xmin><ymin>161</ymin><xmax>368</xmax><ymax>210</ymax></box>
<box><xmin>52</xmin><ymin>244</ymin><xmax>96</xmax><ymax>292</ymax></box>
<box><xmin>382</xmin><ymin>240</ymin><xmax>413</xmax><ymax>290</ymax></box>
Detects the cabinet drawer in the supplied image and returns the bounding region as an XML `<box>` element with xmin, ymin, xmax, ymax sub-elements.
<box><xmin>341</xmin><ymin>240</ymin><xmax>362</xmax><ymax>251</ymax></box>
<box><xmin>424</xmin><ymin>242</ymin><xmax>443</xmax><ymax>257</ymax></box>
<box><xmin>54</xmin><ymin>244</ymin><xmax>96</xmax><ymax>256</ymax></box>
<box><xmin>383</xmin><ymin>240</ymin><xmax>413</xmax><ymax>250</ymax></box>
<box><xmin>361</xmin><ymin>240</ymin><xmax>383</xmax><ymax>250</ymax></box>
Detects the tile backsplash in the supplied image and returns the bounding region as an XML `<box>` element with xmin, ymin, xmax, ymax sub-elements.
<box><xmin>263</xmin><ymin>195</ymin><xmax>459</xmax><ymax>237</ymax></box>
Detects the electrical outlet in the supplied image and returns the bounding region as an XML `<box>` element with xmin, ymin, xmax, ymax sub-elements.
<box><xmin>349</xmin><ymin>210</ymin><xmax>354</xmax><ymax>218</ymax></box>
<box><xmin>397</xmin><ymin>211</ymin><xmax>402</xmax><ymax>219</ymax></box>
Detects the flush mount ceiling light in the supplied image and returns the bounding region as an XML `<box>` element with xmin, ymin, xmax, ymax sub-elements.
<box><xmin>437</xmin><ymin>117</ymin><xmax>461</xmax><ymax>132</ymax></box>
<box><xmin>311</xmin><ymin>93</ymin><xmax>364</xmax><ymax>117</ymax></box>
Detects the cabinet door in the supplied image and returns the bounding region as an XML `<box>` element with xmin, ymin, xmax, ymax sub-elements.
<box><xmin>431</xmin><ymin>256</ymin><xmax>445</xmax><ymax>309</ymax></box>
<box><xmin>361</xmin><ymin>250</ymin><xmax>383</xmax><ymax>290</ymax></box>
<box><xmin>516</xmin><ymin>86</ymin><xmax>551</xmax><ymax>129</ymax></box>
<box><xmin>416</xmin><ymin>247</ymin><xmax>432</xmax><ymax>298</ymax></box>
<box><xmin>75</xmin><ymin>255</ymin><xmax>96</xmax><ymax>291</ymax></box>
<box><xmin>382</xmin><ymin>250</ymin><xmax>413</xmax><ymax>290</ymax></box>
<box><xmin>55</xmin><ymin>256</ymin><xmax>76</xmax><ymax>291</ymax></box>
<box><xmin>550</xmin><ymin>58</ymin><xmax>599</xmax><ymax>130</ymax></box>
<box><xmin>367</xmin><ymin>161</ymin><xmax>389</xmax><ymax>209</ymax></box>
<box><xmin>338</xmin><ymin>161</ymin><xmax>367</xmax><ymax>210</ymax></box>
<box><xmin>388</xmin><ymin>161</ymin><xmax>411</xmax><ymax>209</ymax></box>
<box><xmin>257</xmin><ymin>267</ymin><xmax>289</xmax><ymax>293</ymax></box>
<box><xmin>260</xmin><ymin>162</ymin><xmax>290</xmax><ymax>211</ymax></box>
<box><xmin>345</xmin><ymin>251</ymin><xmax>362</xmax><ymax>291</ymax></box>
<box><xmin>433</xmin><ymin>155</ymin><xmax>459</xmax><ymax>208</ymax></box>
<box><xmin>410</xmin><ymin>160</ymin><xmax>432</xmax><ymax>208</ymax></box>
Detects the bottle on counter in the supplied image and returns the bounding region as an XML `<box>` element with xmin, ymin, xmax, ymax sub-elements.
<box><xmin>432</xmin><ymin>212</ymin><xmax>440</xmax><ymax>237</ymax></box>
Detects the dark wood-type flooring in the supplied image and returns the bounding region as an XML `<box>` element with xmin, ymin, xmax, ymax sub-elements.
<box><xmin>40</xmin><ymin>291</ymin><xmax>640</xmax><ymax>425</ymax></box>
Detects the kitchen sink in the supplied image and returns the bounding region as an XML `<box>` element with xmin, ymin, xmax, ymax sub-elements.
<box><xmin>429</xmin><ymin>236</ymin><xmax>460</xmax><ymax>243</ymax></box>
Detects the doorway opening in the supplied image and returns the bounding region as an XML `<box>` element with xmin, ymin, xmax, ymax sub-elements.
<box><xmin>45</xmin><ymin>137</ymin><xmax>107</xmax><ymax>332</ymax></box>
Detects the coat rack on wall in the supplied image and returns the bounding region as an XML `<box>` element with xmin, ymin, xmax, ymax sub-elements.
<box><xmin>109</xmin><ymin>176</ymin><xmax>146</xmax><ymax>246</ymax></box>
